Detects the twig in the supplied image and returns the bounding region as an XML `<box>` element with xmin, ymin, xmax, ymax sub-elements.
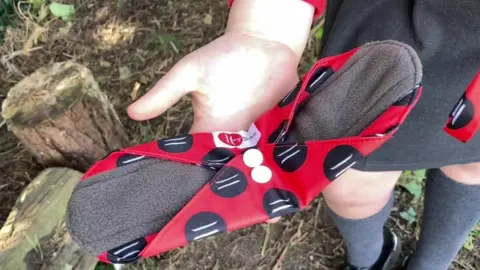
<box><xmin>272</xmin><ymin>221</ymin><xmax>304</xmax><ymax>270</ymax></box>
<box><xmin>388</xmin><ymin>216</ymin><xmax>411</xmax><ymax>235</ymax></box>
<box><xmin>170</xmin><ymin>41</ymin><xmax>179</xmax><ymax>54</ymax></box>
<box><xmin>261</xmin><ymin>224</ymin><xmax>270</xmax><ymax>257</ymax></box>
<box><xmin>317</xmin><ymin>226</ymin><xmax>336</xmax><ymax>233</ymax></box>
<box><xmin>175</xmin><ymin>113</ymin><xmax>190</xmax><ymax>136</ymax></box>
<box><xmin>453</xmin><ymin>259</ymin><xmax>475</xmax><ymax>270</ymax></box>
<box><xmin>309</xmin><ymin>17</ymin><xmax>325</xmax><ymax>38</ymax></box>
<box><xmin>310</xmin><ymin>252</ymin><xmax>336</xmax><ymax>260</ymax></box>
<box><xmin>272</xmin><ymin>241</ymin><xmax>290</xmax><ymax>270</ymax></box>
<box><xmin>23</xmin><ymin>232</ymin><xmax>43</xmax><ymax>260</ymax></box>
<box><xmin>333</xmin><ymin>240</ymin><xmax>344</xmax><ymax>254</ymax></box>
<box><xmin>229</xmin><ymin>244</ymin><xmax>238</xmax><ymax>258</ymax></box>
<box><xmin>1</xmin><ymin>46</ymin><xmax>44</xmax><ymax>70</ymax></box>
<box><xmin>0</xmin><ymin>120</ymin><xmax>6</xmax><ymax>130</ymax></box>
<box><xmin>0</xmin><ymin>46</ymin><xmax>43</xmax><ymax>77</ymax></box>
<box><xmin>314</xmin><ymin>260</ymin><xmax>329</xmax><ymax>269</ymax></box>
<box><xmin>313</xmin><ymin>199</ymin><xmax>322</xmax><ymax>230</ymax></box>
<box><xmin>165</xmin><ymin>109</ymin><xmax>170</xmax><ymax>134</ymax></box>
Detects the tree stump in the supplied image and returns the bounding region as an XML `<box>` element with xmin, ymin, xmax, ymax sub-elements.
<box><xmin>1</xmin><ymin>61</ymin><xmax>128</xmax><ymax>171</ymax></box>
<box><xmin>0</xmin><ymin>168</ymin><xmax>98</xmax><ymax>270</ymax></box>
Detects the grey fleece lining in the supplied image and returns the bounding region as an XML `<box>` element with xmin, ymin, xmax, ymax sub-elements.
<box><xmin>66</xmin><ymin>40</ymin><xmax>422</xmax><ymax>255</ymax></box>
<box><xmin>290</xmin><ymin>40</ymin><xmax>422</xmax><ymax>140</ymax></box>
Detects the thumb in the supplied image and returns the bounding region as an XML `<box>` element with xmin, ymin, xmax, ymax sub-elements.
<box><xmin>127</xmin><ymin>60</ymin><xmax>198</xmax><ymax>121</ymax></box>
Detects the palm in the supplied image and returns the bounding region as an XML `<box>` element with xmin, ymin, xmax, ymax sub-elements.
<box><xmin>128</xmin><ymin>32</ymin><xmax>300</xmax><ymax>133</ymax></box>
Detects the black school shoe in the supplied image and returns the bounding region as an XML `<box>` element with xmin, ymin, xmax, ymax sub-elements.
<box><xmin>344</xmin><ymin>227</ymin><xmax>401</xmax><ymax>270</ymax></box>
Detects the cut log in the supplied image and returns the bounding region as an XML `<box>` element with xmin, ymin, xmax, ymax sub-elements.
<box><xmin>0</xmin><ymin>168</ymin><xmax>98</xmax><ymax>270</ymax></box>
<box><xmin>1</xmin><ymin>61</ymin><xmax>128</xmax><ymax>171</ymax></box>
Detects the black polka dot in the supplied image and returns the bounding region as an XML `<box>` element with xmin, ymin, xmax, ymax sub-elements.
<box><xmin>185</xmin><ymin>212</ymin><xmax>227</xmax><ymax>242</ymax></box>
<box><xmin>305</xmin><ymin>67</ymin><xmax>334</xmax><ymax>94</ymax></box>
<box><xmin>447</xmin><ymin>97</ymin><xmax>474</xmax><ymax>130</ymax></box>
<box><xmin>393</xmin><ymin>85</ymin><xmax>421</xmax><ymax>106</ymax></box>
<box><xmin>116</xmin><ymin>154</ymin><xmax>148</xmax><ymax>167</ymax></box>
<box><xmin>106</xmin><ymin>237</ymin><xmax>147</xmax><ymax>264</ymax></box>
<box><xmin>324</xmin><ymin>145</ymin><xmax>364</xmax><ymax>181</ymax></box>
<box><xmin>157</xmin><ymin>135</ymin><xmax>193</xmax><ymax>153</ymax></box>
<box><xmin>268</xmin><ymin>120</ymin><xmax>288</xmax><ymax>143</ymax></box>
<box><xmin>273</xmin><ymin>143</ymin><xmax>308</xmax><ymax>172</ymax></box>
<box><xmin>210</xmin><ymin>167</ymin><xmax>247</xmax><ymax>198</ymax></box>
<box><xmin>262</xmin><ymin>188</ymin><xmax>300</xmax><ymax>219</ymax></box>
<box><xmin>278</xmin><ymin>82</ymin><xmax>301</xmax><ymax>108</ymax></box>
<box><xmin>201</xmin><ymin>148</ymin><xmax>236</xmax><ymax>169</ymax></box>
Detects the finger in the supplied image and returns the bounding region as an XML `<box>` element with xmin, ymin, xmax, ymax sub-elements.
<box><xmin>127</xmin><ymin>61</ymin><xmax>198</xmax><ymax>121</ymax></box>
<box><xmin>266</xmin><ymin>217</ymin><xmax>281</xmax><ymax>224</ymax></box>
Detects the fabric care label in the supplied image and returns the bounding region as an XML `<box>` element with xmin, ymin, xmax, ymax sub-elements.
<box><xmin>213</xmin><ymin>124</ymin><xmax>261</xmax><ymax>149</ymax></box>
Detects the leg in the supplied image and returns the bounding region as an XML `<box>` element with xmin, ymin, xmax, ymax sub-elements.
<box><xmin>407</xmin><ymin>162</ymin><xmax>480</xmax><ymax>270</ymax></box>
<box><xmin>322</xmin><ymin>169</ymin><xmax>402</xmax><ymax>268</ymax></box>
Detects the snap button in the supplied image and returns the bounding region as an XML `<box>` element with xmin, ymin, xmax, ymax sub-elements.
<box><xmin>251</xmin><ymin>165</ymin><xmax>272</xmax><ymax>184</ymax></box>
<box><xmin>243</xmin><ymin>148</ymin><xmax>264</xmax><ymax>168</ymax></box>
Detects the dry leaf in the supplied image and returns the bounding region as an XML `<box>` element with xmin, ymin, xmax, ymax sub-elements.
<box><xmin>99</xmin><ymin>59</ymin><xmax>112</xmax><ymax>68</ymax></box>
<box><xmin>131</xmin><ymin>82</ymin><xmax>141</xmax><ymax>101</ymax></box>
<box><xmin>139</xmin><ymin>75</ymin><xmax>149</xmax><ymax>84</ymax></box>
<box><xmin>203</xmin><ymin>14</ymin><xmax>213</xmax><ymax>25</ymax></box>
<box><xmin>23</xmin><ymin>24</ymin><xmax>46</xmax><ymax>54</ymax></box>
<box><xmin>53</xmin><ymin>22</ymin><xmax>73</xmax><ymax>40</ymax></box>
<box><xmin>38</xmin><ymin>4</ymin><xmax>49</xmax><ymax>22</ymax></box>
<box><xmin>119</xmin><ymin>66</ymin><xmax>131</xmax><ymax>81</ymax></box>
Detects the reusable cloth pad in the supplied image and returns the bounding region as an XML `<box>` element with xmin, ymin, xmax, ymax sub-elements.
<box><xmin>66</xmin><ymin>40</ymin><xmax>427</xmax><ymax>263</ymax></box>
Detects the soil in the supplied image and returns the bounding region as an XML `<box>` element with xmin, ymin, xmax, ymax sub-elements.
<box><xmin>0</xmin><ymin>0</ymin><xmax>478</xmax><ymax>269</ymax></box>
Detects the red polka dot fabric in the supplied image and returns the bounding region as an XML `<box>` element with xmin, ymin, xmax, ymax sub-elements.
<box><xmin>444</xmin><ymin>71</ymin><xmax>480</xmax><ymax>143</ymax></box>
<box><xmin>78</xmin><ymin>46</ymin><xmax>420</xmax><ymax>264</ymax></box>
<box><xmin>75</xmin><ymin>49</ymin><xmax>478</xmax><ymax>265</ymax></box>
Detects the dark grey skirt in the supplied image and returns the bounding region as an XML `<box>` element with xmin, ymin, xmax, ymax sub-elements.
<box><xmin>320</xmin><ymin>0</ymin><xmax>480</xmax><ymax>171</ymax></box>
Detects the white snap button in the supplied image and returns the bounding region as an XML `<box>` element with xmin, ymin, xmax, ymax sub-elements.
<box><xmin>243</xmin><ymin>148</ymin><xmax>264</xmax><ymax>168</ymax></box>
<box><xmin>251</xmin><ymin>165</ymin><xmax>272</xmax><ymax>184</ymax></box>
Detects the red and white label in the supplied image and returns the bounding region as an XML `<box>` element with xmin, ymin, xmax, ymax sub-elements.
<box><xmin>213</xmin><ymin>124</ymin><xmax>261</xmax><ymax>149</ymax></box>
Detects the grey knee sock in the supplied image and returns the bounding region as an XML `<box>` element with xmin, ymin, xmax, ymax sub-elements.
<box><xmin>407</xmin><ymin>169</ymin><xmax>480</xmax><ymax>270</ymax></box>
<box><xmin>327</xmin><ymin>193</ymin><xmax>394</xmax><ymax>268</ymax></box>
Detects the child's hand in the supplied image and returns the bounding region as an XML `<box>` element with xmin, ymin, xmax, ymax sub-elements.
<box><xmin>127</xmin><ymin>31</ymin><xmax>299</xmax><ymax>133</ymax></box>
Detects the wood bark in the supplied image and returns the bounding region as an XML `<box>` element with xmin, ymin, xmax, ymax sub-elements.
<box><xmin>0</xmin><ymin>168</ymin><xmax>98</xmax><ymax>270</ymax></box>
<box><xmin>1</xmin><ymin>61</ymin><xmax>128</xmax><ymax>171</ymax></box>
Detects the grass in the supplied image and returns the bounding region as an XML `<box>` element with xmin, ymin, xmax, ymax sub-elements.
<box><xmin>0</xmin><ymin>0</ymin><xmax>19</xmax><ymax>41</ymax></box>
<box><xmin>463</xmin><ymin>225</ymin><xmax>479</xmax><ymax>251</ymax></box>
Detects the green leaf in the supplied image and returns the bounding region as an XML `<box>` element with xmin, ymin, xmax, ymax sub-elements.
<box><xmin>402</xmin><ymin>182</ymin><xmax>423</xmax><ymax>198</ymax></box>
<box><xmin>399</xmin><ymin>207</ymin><xmax>417</xmax><ymax>225</ymax></box>
<box><xmin>463</xmin><ymin>227</ymin><xmax>479</xmax><ymax>251</ymax></box>
<box><xmin>49</xmin><ymin>2</ymin><xmax>75</xmax><ymax>21</ymax></box>
<box><xmin>413</xmin><ymin>169</ymin><xmax>426</xmax><ymax>180</ymax></box>
<box><xmin>157</xmin><ymin>34</ymin><xmax>177</xmax><ymax>46</ymax></box>
<box><xmin>28</xmin><ymin>0</ymin><xmax>44</xmax><ymax>10</ymax></box>
<box><xmin>155</xmin><ymin>34</ymin><xmax>180</xmax><ymax>52</ymax></box>
<box><xmin>314</xmin><ymin>27</ymin><xmax>324</xmax><ymax>40</ymax></box>
<box><xmin>407</xmin><ymin>207</ymin><xmax>417</xmax><ymax>217</ymax></box>
<box><xmin>399</xmin><ymin>169</ymin><xmax>426</xmax><ymax>201</ymax></box>
<box><xmin>94</xmin><ymin>262</ymin><xmax>115</xmax><ymax>270</ymax></box>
